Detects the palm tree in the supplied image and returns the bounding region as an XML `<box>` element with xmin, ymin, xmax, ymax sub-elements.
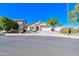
<box><xmin>47</xmin><ymin>18</ymin><xmax>61</xmax><ymax>31</ymax></box>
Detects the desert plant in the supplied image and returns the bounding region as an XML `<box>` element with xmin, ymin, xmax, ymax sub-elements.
<box><xmin>76</xmin><ymin>28</ymin><xmax>79</xmax><ymax>32</ymax></box>
<box><xmin>60</xmin><ymin>27</ymin><xmax>71</xmax><ymax>34</ymax></box>
<box><xmin>70</xmin><ymin>28</ymin><xmax>78</xmax><ymax>34</ymax></box>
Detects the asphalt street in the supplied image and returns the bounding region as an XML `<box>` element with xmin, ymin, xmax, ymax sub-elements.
<box><xmin>0</xmin><ymin>35</ymin><xmax>79</xmax><ymax>56</ymax></box>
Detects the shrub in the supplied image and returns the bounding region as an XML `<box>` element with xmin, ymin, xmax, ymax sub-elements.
<box><xmin>19</xmin><ymin>29</ymin><xmax>26</xmax><ymax>33</ymax></box>
<box><xmin>60</xmin><ymin>27</ymin><xmax>71</xmax><ymax>34</ymax></box>
<box><xmin>76</xmin><ymin>28</ymin><xmax>79</xmax><ymax>33</ymax></box>
<box><xmin>0</xmin><ymin>26</ymin><xmax>4</xmax><ymax>31</ymax></box>
<box><xmin>23</xmin><ymin>29</ymin><xmax>26</xmax><ymax>32</ymax></box>
<box><xmin>8</xmin><ymin>29</ymin><xmax>18</xmax><ymax>33</ymax></box>
<box><xmin>70</xmin><ymin>28</ymin><xmax>77</xmax><ymax>34</ymax></box>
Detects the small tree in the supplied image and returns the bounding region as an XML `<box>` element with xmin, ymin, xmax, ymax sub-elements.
<box><xmin>0</xmin><ymin>16</ymin><xmax>19</xmax><ymax>32</ymax></box>
<box><xmin>69</xmin><ymin>4</ymin><xmax>79</xmax><ymax>23</ymax></box>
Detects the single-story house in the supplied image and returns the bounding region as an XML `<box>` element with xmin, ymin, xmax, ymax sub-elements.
<box><xmin>27</xmin><ymin>22</ymin><xmax>52</xmax><ymax>32</ymax></box>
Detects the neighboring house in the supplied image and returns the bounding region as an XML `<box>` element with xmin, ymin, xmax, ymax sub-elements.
<box><xmin>15</xmin><ymin>19</ymin><xmax>27</xmax><ymax>31</ymax></box>
<box><xmin>27</xmin><ymin>22</ymin><xmax>52</xmax><ymax>31</ymax></box>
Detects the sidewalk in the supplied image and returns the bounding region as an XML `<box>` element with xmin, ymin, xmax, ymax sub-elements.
<box><xmin>5</xmin><ymin>31</ymin><xmax>79</xmax><ymax>39</ymax></box>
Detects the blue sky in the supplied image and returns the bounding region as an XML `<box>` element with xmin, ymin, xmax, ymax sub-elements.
<box><xmin>0</xmin><ymin>3</ymin><xmax>67</xmax><ymax>25</ymax></box>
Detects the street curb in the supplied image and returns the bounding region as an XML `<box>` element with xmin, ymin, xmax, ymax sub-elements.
<box><xmin>5</xmin><ymin>33</ymin><xmax>79</xmax><ymax>39</ymax></box>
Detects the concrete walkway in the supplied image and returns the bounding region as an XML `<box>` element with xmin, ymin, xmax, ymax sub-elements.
<box><xmin>5</xmin><ymin>31</ymin><xmax>79</xmax><ymax>39</ymax></box>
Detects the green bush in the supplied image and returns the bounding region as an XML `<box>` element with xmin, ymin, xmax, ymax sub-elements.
<box><xmin>0</xmin><ymin>16</ymin><xmax>19</xmax><ymax>32</ymax></box>
<box><xmin>60</xmin><ymin>27</ymin><xmax>71</xmax><ymax>34</ymax></box>
<box><xmin>0</xmin><ymin>26</ymin><xmax>4</xmax><ymax>31</ymax></box>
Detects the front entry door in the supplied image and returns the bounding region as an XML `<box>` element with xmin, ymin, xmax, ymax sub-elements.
<box><xmin>36</xmin><ymin>26</ymin><xmax>39</xmax><ymax>31</ymax></box>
